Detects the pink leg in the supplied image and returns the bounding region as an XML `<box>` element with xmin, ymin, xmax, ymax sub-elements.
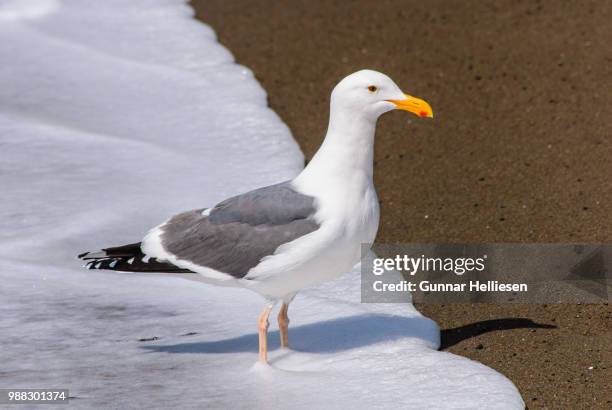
<box><xmin>258</xmin><ymin>304</ymin><xmax>273</xmax><ymax>362</ymax></box>
<box><xmin>278</xmin><ymin>302</ymin><xmax>290</xmax><ymax>348</ymax></box>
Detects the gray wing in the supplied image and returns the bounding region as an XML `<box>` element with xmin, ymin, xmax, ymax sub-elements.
<box><xmin>159</xmin><ymin>181</ymin><xmax>319</xmax><ymax>278</ymax></box>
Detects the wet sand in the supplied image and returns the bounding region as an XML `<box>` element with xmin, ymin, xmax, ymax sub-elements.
<box><xmin>193</xmin><ymin>0</ymin><xmax>611</xmax><ymax>407</ymax></box>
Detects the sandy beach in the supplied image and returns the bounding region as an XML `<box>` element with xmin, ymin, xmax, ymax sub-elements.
<box><xmin>193</xmin><ymin>0</ymin><xmax>611</xmax><ymax>407</ymax></box>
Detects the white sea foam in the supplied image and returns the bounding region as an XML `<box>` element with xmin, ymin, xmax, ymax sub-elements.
<box><xmin>0</xmin><ymin>0</ymin><xmax>59</xmax><ymax>21</ymax></box>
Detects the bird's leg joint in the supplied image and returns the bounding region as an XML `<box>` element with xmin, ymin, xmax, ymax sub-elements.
<box><xmin>278</xmin><ymin>310</ymin><xmax>289</xmax><ymax>327</ymax></box>
<box><xmin>258</xmin><ymin>305</ymin><xmax>272</xmax><ymax>332</ymax></box>
<box><xmin>258</xmin><ymin>315</ymin><xmax>270</xmax><ymax>332</ymax></box>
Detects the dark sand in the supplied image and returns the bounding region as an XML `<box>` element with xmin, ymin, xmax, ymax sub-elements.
<box><xmin>193</xmin><ymin>1</ymin><xmax>611</xmax><ymax>407</ymax></box>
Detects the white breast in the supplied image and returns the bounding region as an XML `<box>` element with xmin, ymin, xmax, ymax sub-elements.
<box><xmin>244</xmin><ymin>173</ymin><xmax>379</xmax><ymax>300</ymax></box>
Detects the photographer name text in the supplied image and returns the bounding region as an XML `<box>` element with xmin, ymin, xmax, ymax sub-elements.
<box><xmin>372</xmin><ymin>280</ymin><xmax>528</xmax><ymax>293</ymax></box>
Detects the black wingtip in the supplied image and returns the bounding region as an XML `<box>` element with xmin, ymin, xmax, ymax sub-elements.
<box><xmin>76</xmin><ymin>241</ymin><xmax>194</xmax><ymax>274</ymax></box>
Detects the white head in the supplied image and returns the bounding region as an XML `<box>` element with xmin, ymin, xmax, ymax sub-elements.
<box><xmin>330</xmin><ymin>69</ymin><xmax>433</xmax><ymax>122</ymax></box>
<box><xmin>295</xmin><ymin>70</ymin><xmax>434</xmax><ymax>185</ymax></box>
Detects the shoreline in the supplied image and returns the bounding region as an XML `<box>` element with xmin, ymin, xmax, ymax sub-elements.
<box><xmin>193</xmin><ymin>1</ymin><xmax>611</xmax><ymax>407</ymax></box>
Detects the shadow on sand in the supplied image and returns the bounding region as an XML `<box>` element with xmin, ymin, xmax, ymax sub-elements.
<box><xmin>142</xmin><ymin>313</ymin><xmax>436</xmax><ymax>354</ymax></box>
<box><xmin>440</xmin><ymin>318</ymin><xmax>557</xmax><ymax>350</ymax></box>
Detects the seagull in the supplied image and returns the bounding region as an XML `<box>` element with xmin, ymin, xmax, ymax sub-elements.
<box><xmin>78</xmin><ymin>69</ymin><xmax>433</xmax><ymax>363</ymax></box>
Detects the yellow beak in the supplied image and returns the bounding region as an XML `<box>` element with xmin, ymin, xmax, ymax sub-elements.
<box><xmin>386</xmin><ymin>93</ymin><xmax>433</xmax><ymax>118</ymax></box>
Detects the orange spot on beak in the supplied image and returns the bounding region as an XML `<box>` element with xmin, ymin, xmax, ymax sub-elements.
<box><xmin>386</xmin><ymin>94</ymin><xmax>433</xmax><ymax>118</ymax></box>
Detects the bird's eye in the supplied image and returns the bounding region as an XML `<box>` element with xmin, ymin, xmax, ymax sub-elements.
<box><xmin>367</xmin><ymin>85</ymin><xmax>378</xmax><ymax>93</ymax></box>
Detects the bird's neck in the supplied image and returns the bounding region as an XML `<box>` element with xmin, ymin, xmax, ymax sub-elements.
<box><xmin>296</xmin><ymin>111</ymin><xmax>377</xmax><ymax>188</ymax></box>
